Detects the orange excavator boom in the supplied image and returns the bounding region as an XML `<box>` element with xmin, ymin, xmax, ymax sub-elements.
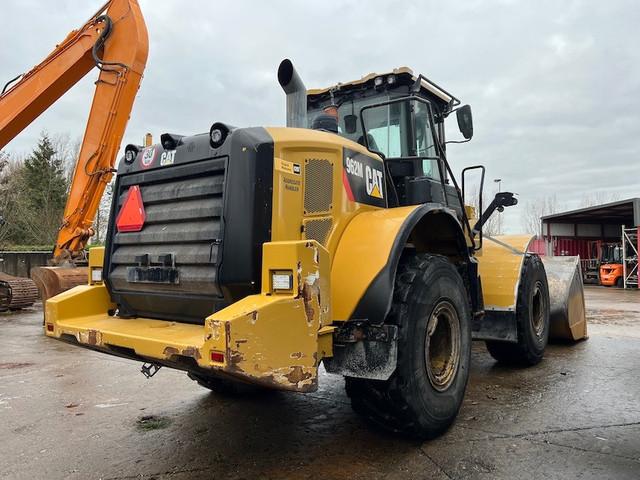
<box><xmin>0</xmin><ymin>0</ymin><xmax>148</xmax><ymax>302</ymax></box>
<box><xmin>0</xmin><ymin>0</ymin><xmax>148</xmax><ymax>259</ymax></box>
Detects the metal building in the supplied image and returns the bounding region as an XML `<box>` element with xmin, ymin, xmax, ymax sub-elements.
<box><xmin>541</xmin><ymin>198</ymin><xmax>640</xmax><ymax>287</ymax></box>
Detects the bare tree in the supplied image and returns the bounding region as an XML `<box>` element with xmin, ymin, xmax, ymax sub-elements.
<box><xmin>50</xmin><ymin>132</ymin><xmax>82</xmax><ymax>186</ymax></box>
<box><xmin>580</xmin><ymin>192</ymin><xmax>621</xmax><ymax>207</ymax></box>
<box><xmin>93</xmin><ymin>178</ymin><xmax>114</xmax><ymax>244</ymax></box>
<box><xmin>521</xmin><ymin>195</ymin><xmax>562</xmax><ymax>236</ymax></box>
<box><xmin>467</xmin><ymin>187</ymin><xmax>501</xmax><ymax>236</ymax></box>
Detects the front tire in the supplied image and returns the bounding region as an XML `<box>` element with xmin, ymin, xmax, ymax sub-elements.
<box><xmin>345</xmin><ymin>253</ymin><xmax>472</xmax><ymax>439</ymax></box>
<box><xmin>486</xmin><ymin>254</ymin><xmax>550</xmax><ymax>366</ymax></box>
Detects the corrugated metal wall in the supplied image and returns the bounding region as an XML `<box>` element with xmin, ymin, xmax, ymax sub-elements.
<box><xmin>551</xmin><ymin>237</ymin><xmax>592</xmax><ymax>257</ymax></box>
<box><xmin>0</xmin><ymin>251</ymin><xmax>52</xmax><ymax>277</ymax></box>
<box><xmin>528</xmin><ymin>238</ymin><xmax>546</xmax><ymax>255</ymax></box>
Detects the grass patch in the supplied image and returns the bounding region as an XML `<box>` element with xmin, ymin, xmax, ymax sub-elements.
<box><xmin>136</xmin><ymin>415</ymin><xmax>172</xmax><ymax>431</ymax></box>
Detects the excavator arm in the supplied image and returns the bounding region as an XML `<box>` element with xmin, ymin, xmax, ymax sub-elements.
<box><xmin>0</xmin><ymin>0</ymin><xmax>148</xmax><ymax>303</ymax></box>
<box><xmin>0</xmin><ymin>0</ymin><xmax>148</xmax><ymax>259</ymax></box>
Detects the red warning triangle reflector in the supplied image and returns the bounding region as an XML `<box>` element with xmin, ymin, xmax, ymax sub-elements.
<box><xmin>116</xmin><ymin>185</ymin><xmax>146</xmax><ymax>233</ymax></box>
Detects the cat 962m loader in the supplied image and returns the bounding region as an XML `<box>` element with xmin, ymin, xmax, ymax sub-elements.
<box><xmin>44</xmin><ymin>59</ymin><xmax>586</xmax><ymax>438</ymax></box>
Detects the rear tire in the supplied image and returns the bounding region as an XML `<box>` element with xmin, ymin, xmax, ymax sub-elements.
<box><xmin>486</xmin><ymin>255</ymin><xmax>550</xmax><ymax>366</ymax></box>
<box><xmin>188</xmin><ymin>372</ymin><xmax>266</xmax><ymax>396</ymax></box>
<box><xmin>345</xmin><ymin>253</ymin><xmax>472</xmax><ymax>439</ymax></box>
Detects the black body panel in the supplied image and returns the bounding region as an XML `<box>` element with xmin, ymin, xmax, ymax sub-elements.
<box><xmin>343</xmin><ymin>147</ymin><xmax>387</xmax><ymax>208</ymax></box>
<box><xmin>104</xmin><ymin>127</ymin><xmax>274</xmax><ymax>324</ymax></box>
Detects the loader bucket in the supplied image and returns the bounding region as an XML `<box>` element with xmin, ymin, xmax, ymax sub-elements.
<box><xmin>541</xmin><ymin>256</ymin><xmax>587</xmax><ymax>342</ymax></box>
<box><xmin>30</xmin><ymin>266</ymin><xmax>88</xmax><ymax>303</ymax></box>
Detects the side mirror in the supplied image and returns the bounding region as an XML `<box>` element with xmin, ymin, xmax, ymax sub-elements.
<box><xmin>456</xmin><ymin>104</ymin><xmax>473</xmax><ymax>140</ymax></box>
<box><xmin>344</xmin><ymin>114</ymin><xmax>358</xmax><ymax>134</ymax></box>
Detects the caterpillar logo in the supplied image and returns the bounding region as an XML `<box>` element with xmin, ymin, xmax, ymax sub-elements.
<box><xmin>365</xmin><ymin>165</ymin><xmax>384</xmax><ymax>199</ymax></box>
<box><xmin>342</xmin><ymin>148</ymin><xmax>386</xmax><ymax>208</ymax></box>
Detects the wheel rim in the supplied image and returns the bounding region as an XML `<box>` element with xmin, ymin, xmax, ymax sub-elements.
<box><xmin>530</xmin><ymin>280</ymin><xmax>546</xmax><ymax>338</ymax></box>
<box><xmin>424</xmin><ymin>300</ymin><xmax>461</xmax><ymax>392</ymax></box>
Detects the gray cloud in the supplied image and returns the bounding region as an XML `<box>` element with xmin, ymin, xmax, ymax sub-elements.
<box><xmin>2</xmin><ymin>0</ymin><xmax>639</xmax><ymax>232</ymax></box>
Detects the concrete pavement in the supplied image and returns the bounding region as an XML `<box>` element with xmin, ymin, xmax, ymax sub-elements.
<box><xmin>1</xmin><ymin>286</ymin><xmax>638</xmax><ymax>479</ymax></box>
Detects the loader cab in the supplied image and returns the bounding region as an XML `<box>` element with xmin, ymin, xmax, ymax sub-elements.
<box><xmin>307</xmin><ymin>68</ymin><xmax>469</xmax><ymax>210</ymax></box>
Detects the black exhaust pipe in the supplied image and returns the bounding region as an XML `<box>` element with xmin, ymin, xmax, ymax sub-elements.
<box><xmin>278</xmin><ymin>59</ymin><xmax>307</xmax><ymax>129</ymax></box>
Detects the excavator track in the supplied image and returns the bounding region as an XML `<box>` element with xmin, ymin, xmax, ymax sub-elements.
<box><xmin>0</xmin><ymin>272</ymin><xmax>39</xmax><ymax>311</ymax></box>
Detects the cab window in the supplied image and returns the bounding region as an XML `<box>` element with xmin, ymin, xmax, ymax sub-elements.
<box><xmin>414</xmin><ymin>101</ymin><xmax>439</xmax><ymax>178</ymax></box>
<box><xmin>361</xmin><ymin>98</ymin><xmax>441</xmax><ymax>179</ymax></box>
<box><xmin>361</xmin><ymin>100</ymin><xmax>411</xmax><ymax>158</ymax></box>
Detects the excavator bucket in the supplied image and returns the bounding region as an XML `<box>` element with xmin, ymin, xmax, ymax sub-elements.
<box><xmin>542</xmin><ymin>256</ymin><xmax>588</xmax><ymax>341</ymax></box>
<box><xmin>30</xmin><ymin>266</ymin><xmax>88</xmax><ymax>303</ymax></box>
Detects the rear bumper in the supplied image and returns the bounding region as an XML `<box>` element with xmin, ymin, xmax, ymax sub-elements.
<box><xmin>44</xmin><ymin>284</ymin><xmax>224</xmax><ymax>370</ymax></box>
<box><xmin>44</xmin><ymin>241</ymin><xmax>333</xmax><ymax>392</ymax></box>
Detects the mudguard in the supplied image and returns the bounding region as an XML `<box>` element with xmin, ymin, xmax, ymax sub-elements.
<box><xmin>327</xmin><ymin>203</ymin><xmax>472</xmax><ymax>379</ymax></box>
<box><xmin>476</xmin><ymin>235</ymin><xmax>534</xmax><ymax>312</ymax></box>
<box><xmin>331</xmin><ymin>203</ymin><xmax>470</xmax><ymax>324</ymax></box>
<box><xmin>474</xmin><ymin>235</ymin><xmax>533</xmax><ymax>342</ymax></box>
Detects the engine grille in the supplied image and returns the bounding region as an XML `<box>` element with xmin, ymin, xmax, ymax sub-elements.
<box><xmin>106</xmin><ymin>158</ymin><xmax>226</xmax><ymax>322</ymax></box>
<box><xmin>304</xmin><ymin>158</ymin><xmax>333</xmax><ymax>214</ymax></box>
<box><xmin>303</xmin><ymin>217</ymin><xmax>333</xmax><ymax>246</ymax></box>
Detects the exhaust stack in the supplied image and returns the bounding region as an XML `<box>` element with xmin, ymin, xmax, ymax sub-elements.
<box><xmin>278</xmin><ymin>59</ymin><xmax>307</xmax><ymax>128</ymax></box>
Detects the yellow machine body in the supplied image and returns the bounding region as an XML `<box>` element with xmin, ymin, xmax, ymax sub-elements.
<box><xmin>42</xmin><ymin>44</ymin><xmax>589</xmax><ymax>396</ymax></box>
<box><xmin>44</xmin><ymin>129</ymin><xmax>413</xmax><ymax>391</ymax></box>
<box><xmin>46</xmin><ymin>240</ymin><xmax>333</xmax><ymax>392</ymax></box>
<box><xmin>477</xmin><ymin>234</ymin><xmax>535</xmax><ymax>311</ymax></box>
<box><xmin>44</xmin><ymin>126</ymin><xmax>585</xmax><ymax>390</ymax></box>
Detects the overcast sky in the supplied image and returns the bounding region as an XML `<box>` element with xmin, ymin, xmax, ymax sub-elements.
<box><xmin>1</xmin><ymin>0</ymin><xmax>639</xmax><ymax>232</ymax></box>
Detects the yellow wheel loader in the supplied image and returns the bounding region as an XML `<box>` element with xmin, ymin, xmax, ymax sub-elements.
<box><xmin>44</xmin><ymin>59</ymin><xmax>586</xmax><ymax>439</ymax></box>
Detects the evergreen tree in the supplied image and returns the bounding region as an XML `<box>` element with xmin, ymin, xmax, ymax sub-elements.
<box><xmin>16</xmin><ymin>133</ymin><xmax>69</xmax><ymax>244</ymax></box>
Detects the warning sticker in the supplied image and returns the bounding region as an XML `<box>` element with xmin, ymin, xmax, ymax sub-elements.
<box><xmin>276</xmin><ymin>158</ymin><xmax>301</xmax><ymax>175</ymax></box>
<box><xmin>140</xmin><ymin>146</ymin><xmax>156</xmax><ymax>168</ymax></box>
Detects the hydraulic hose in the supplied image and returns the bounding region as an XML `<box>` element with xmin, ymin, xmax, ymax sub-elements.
<box><xmin>1</xmin><ymin>74</ymin><xmax>24</xmax><ymax>96</ymax></box>
<box><xmin>92</xmin><ymin>15</ymin><xmax>129</xmax><ymax>71</ymax></box>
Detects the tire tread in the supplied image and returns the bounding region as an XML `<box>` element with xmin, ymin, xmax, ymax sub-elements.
<box><xmin>346</xmin><ymin>253</ymin><xmax>471</xmax><ymax>438</ymax></box>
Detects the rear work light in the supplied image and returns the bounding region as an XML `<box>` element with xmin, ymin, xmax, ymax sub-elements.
<box><xmin>116</xmin><ymin>185</ymin><xmax>146</xmax><ymax>233</ymax></box>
